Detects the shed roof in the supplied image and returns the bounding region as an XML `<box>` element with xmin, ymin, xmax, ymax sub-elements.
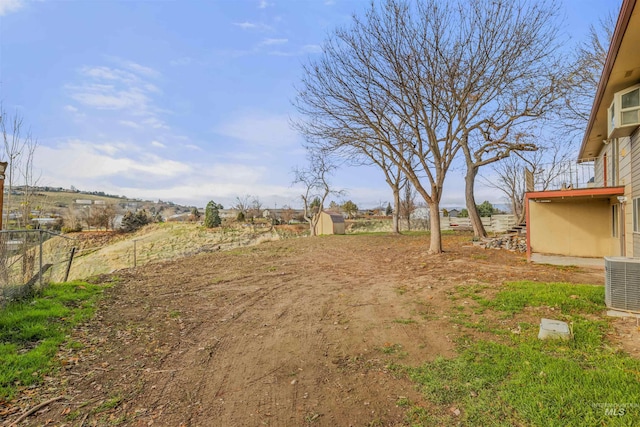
<box><xmin>323</xmin><ymin>211</ymin><xmax>345</xmax><ymax>223</ymax></box>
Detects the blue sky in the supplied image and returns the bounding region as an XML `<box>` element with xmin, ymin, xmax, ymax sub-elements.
<box><xmin>0</xmin><ymin>0</ymin><xmax>621</xmax><ymax>209</ymax></box>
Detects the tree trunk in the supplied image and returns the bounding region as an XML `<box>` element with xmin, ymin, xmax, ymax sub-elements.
<box><xmin>465</xmin><ymin>165</ymin><xmax>487</xmax><ymax>238</ymax></box>
<box><xmin>428</xmin><ymin>201</ymin><xmax>442</xmax><ymax>254</ymax></box>
<box><xmin>392</xmin><ymin>187</ymin><xmax>400</xmax><ymax>234</ymax></box>
<box><xmin>307</xmin><ymin>217</ymin><xmax>316</xmax><ymax>236</ymax></box>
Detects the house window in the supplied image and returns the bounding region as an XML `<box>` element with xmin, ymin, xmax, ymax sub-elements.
<box><xmin>612</xmin><ymin>204</ymin><xmax>619</xmax><ymax>237</ymax></box>
<box><xmin>634</xmin><ymin>197</ymin><xmax>640</xmax><ymax>233</ymax></box>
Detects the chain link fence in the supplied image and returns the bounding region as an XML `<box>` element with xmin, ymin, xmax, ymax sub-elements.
<box><xmin>0</xmin><ymin>230</ymin><xmax>76</xmax><ymax>308</ymax></box>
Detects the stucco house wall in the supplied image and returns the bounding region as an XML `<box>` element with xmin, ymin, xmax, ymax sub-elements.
<box><xmin>529</xmin><ymin>199</ymin><xmax>617</xmax><ymax>258</ymax></box>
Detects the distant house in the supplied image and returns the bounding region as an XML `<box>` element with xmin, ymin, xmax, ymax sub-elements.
<box><xmin>526</xmin><ymin>0</ymin><xmax>640</xmax><ymax>261</ymax></box>
<box><xmin>314</xmin><ymin>211</ymin><xmax>346</xmax><ymax>235</ymax></box>
<box><xmin>448</xmin><ymin>209</ymin><xmax>460</xmax><ymax>218</ymax></box>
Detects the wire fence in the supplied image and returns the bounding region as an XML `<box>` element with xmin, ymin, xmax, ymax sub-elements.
<box><xmin>0</xmin><ymin>230</ymin><xmax>77</xmax><ymax>308</ymax></box>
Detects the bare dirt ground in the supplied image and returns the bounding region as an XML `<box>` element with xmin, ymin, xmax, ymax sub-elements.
<box><xmin>4</xmin><ymin>233</ymin><xmax>606</xmax><ymax>427</ymax></box>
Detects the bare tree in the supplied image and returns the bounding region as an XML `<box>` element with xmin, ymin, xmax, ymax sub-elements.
<box><xmin>16</xmin><ymin>134</ymin><xmax>40</xmax><ymax>229</ymax></box>
<box><xmin>1</xmin><ymin>107</ymin><xmax>40</xmax><ymax>229</ymax></box>
<box><xmin>399</xmin><ymin>179</ymin><xmax>416</xmax><ymax>231</ymax></box>
<box><xmin>63</xmin><ymin>206</ymin><xmax>82</xmax><ymax>231</ymax></box>
<box><xmin>317</xmin><ymin>140</ymin><xmax>411</xmax><ymax>234</ymax></box>
<box><xmin>483</xmin><ymin>11</ymin><xmax>614</xmax><ymax>225</ymax></box>
<box><xmin>484</xmin><ymin>142</ymin><xmax>573</xmax><ymax>223</ymax></box>
<box><xmin>562</xmin><ymin>13</ymin><xmax>614</xmax><ymax>134</ymax></box>
<box><xmin>292</xmin><ymin>152</ymin><xmax>342</xmax><ymax>236</ymax></box>
<box><xmin>247</xmin><ymin>197</ymin><xmax>263</xmax><ymax>221</ymax></box>
<box><xmin>436</xmin><ymin>0</ymin><xmax>568</xmax><ymax>238</ymax></box>
<box><xmin>280</xmin><ymin>205</ymin><xmax>295</xmax><ymax>224</ymax></box>
<box><xmin>294</xmin><ymin>0</ymin><xmax>566</xmax><ymax>251</ymax></box>
<box><xmin>293</xmin><ymin>0</ymin><xmax>464</xmax><ymax>253</ymax></box>
<box><xmin>91</xmin><ymin>204</ymin><xmax>118</xmax><ymax>230</ymax></box>
<box><xmin>234</xmin><ymin>195</ymin><xmax>252</xmax><ymax>217</ymax></box>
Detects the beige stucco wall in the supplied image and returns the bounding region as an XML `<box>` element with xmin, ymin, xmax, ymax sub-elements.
<box><xmin>593</xmin><ymin>135</ymin><xmax>635</xmax><ymax>256</ymax></box>
<box><xmin>630</xmin><ymin>129</ymin><xmax>640</xmax><ymax>257</ymax></box>
<box><xmin>529</xmin><ymin>198</ymin><xmax>619</xmax><ymax>258</ymax></box>
<box><xmin>617</xmin><ymin>136</ymin><xmax>634</xmax><ymax>256</ymax></box>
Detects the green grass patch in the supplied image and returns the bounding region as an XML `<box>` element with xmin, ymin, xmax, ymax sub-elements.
<box><xmin>0</xmin><ymin>281</ymin><xmax>107</xmax><ymax>399</ymax></box>
<box><xmin>394</xmin><ymin>285</ymin><xmax>408</xmax><ymax>296</ymax></box>
<box><xmin>481</xmin><ymin>281</ymin><xmax>604</xmax><ymax>316</ymax></box>
<box><xmin>94</xmin><ymin>394</ymin><xmax>124</xmax><ymax>413</ymax></box>
<box><xmin>401</xmin><ymin>282</ymin><xmax>640</xmax><ymax>426</ymax></box>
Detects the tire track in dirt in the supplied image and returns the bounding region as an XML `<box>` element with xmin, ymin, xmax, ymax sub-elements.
<box><xmin>16</xmin><ymin>233</ymin><xmax>603</xmax><ymax>427</ymax></box>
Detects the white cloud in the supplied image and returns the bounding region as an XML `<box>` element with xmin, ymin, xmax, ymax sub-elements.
<box><xmin>233</xmin><ymin>21</ymin><xmax>273</xmax><ymax>31</ymax></box>
<box><xmin>66</xmin><ymin>60</ymin><xmax>169</xmax><ymax>130</ymax></box>
<box><xmin>170</xmin><ymin>57</ymin><xmax>193</xmax><ymax>66</ymax></box>
<box><xmin>260</xmin><ymin>38</ymin><xmax>288</xmax><ymax>46</ymax></box>
<box><xmin>258</xmin><ymin>0</ymin><xmax>270</xmax><ymax>9</ymax></box>
<box><xmin>69</xmin><ymin>84</ymin><xmax>149</xmax><ymax>111</ymax></box>
<box><xmin>301</xmin><ymin>44</ymin><xmax>322</xmax><ymax>54</ymax></box>
<box><xmin>104</xmin><ymin>57</ymin><xmax>161</xmax><ymax>79</ymax></box>
<box><xmin>151</xmin><ymin>140</ymin><xmax>166</xmax><ymax>148</ymax></box>
<box><xmin>93</xmin><ymin>142</ymin><xmax>129</xmax><ymax>156</ymax></box>
<box><xmin>33</xmin><ymin>138</ymin><xmax>304</xmax><ymax>207</ymax></box>
<box><xmin>141</xmin><ymin>117</ymin><xmax>170</xmax><ymax>130</ymax></box>
<box><xmin>215</xmin><ymin>112</ymin><xmax>301</xmax><ymax>147</ymax></box>
<box><xmin>64</xmin><ymin>105</ymin><xmax>79</xmax><ymax>113</ymax></box>
<box><xmin>234</xmin><ymin>21</ymin><xmax>257</xmax><ymax>29</ymax></box>
<box><xmin>36</xmin><ymin>140</ymin><xmax>190</xmax><ymax>185</ymax></box>
<box><xmin>119</xmin><ymin>120</ymin><xmax>142</xmax><ymax>129</ymax></box>
<box><xmin>0</xmin><ymin>0</ymin><xmax>24</xmax><ymax>15</ymax></box>
<box><xmin>266</xmin><ymin>44</ymin><xmax>323</xmax><ymax>57</ymax></box>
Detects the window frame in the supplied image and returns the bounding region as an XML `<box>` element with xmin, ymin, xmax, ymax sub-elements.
<box><xmin>633</xmin><ymin>197</ymin><xmax>640</xmax><ymax>233</ymax></box>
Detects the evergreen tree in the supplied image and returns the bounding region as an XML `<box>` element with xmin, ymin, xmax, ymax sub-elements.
<box><xmin>385</xmin><ymin>203</ymin><xmax>392</xmax><ymax>216</ymax></box>
<box><xmin>477</xmin><ymin>201</ymin><xmax>496</xmax><ymax>217</ymax></box>
<box><xmin>121</xmin><ymin>209</ymin><xmax>151</xmax><ymax>232</ymax></box>
<box><xmin>204</xmin><ymin>200</ymin><xmax>222</xmax><ymax>228</ymax></box>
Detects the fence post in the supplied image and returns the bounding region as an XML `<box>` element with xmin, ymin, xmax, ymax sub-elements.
<box><xmin>64</xmin><ymin>247</ymin><xmax>76</xmax><ymax>282</ymax></box>
<box><xmin>39</xmin><ymin>230</ymin><xmax>43</xmax><ymax>290</ymax></box>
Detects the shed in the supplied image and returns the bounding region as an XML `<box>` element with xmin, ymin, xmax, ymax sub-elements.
<box><xmin>314</xmin><ymin>211</ymin><xmax>345</xmax><ymax>235</ymax></box>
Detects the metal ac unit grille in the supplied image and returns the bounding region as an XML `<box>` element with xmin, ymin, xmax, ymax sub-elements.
<box><xmin>605</xmin><ymin>257</ymin><xmax>640</xmax><ymax>312</ymax></box>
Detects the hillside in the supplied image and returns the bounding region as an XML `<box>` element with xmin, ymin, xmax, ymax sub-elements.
<box><xmin>42</xmin><ymin>223</ymin><xmax>291</xmax><ymax>282</ymax></box>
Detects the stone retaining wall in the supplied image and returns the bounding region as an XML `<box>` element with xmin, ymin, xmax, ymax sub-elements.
<box><xmin>475</xmin><ymin>234</ymin><xmax>527</xmax><ymax>253</ymax></box>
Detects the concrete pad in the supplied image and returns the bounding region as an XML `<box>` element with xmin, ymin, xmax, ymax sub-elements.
<box><xmin>607</xmin><ymin>309</ymin><xmax>640</xmax><ymax>318</ymax></box>
<box><xmin>538</xmin><ymin>318</ymin><xmax>572</xmax><ymax>340</ymax></box>
<box><xmin>531</xmin><ymin>253</ymin><xmax>604</xmax><ymax>269</ymax></box>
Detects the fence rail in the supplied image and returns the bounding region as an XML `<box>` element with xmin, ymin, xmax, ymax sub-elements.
<box><xmin>0</xmin><ymin>230</ymin><xmax>76</xmax><ymax>308</ymax></box>
<box><xmin>440</xmin><ymin>214</ymin><xmax>517</xmax><ymax>232</ymax></box>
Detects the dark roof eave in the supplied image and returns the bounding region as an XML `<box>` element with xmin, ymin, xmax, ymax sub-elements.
<box><xmin>578</xmin><ymin>0</ymin><xmax>637</xmax><ymax>160</ymax></box>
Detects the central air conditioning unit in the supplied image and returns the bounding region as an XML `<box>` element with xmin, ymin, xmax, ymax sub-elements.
<box><xmin>608</xmin><ymin>83</ymin><xmax>640</xmax><ymax>138</ymax></box>
<box><xmin>605</xmin><ymin>257</ymin><xmax>640</xmax><ymax>312</ymax></box>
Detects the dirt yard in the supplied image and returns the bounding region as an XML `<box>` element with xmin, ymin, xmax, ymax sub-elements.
<box><xmin>5</xmin><ymin>233</ymin><xmax>605</xmax><ymax>426</ymax></box>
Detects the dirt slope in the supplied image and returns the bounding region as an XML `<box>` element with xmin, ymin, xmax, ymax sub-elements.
<box><xmin>6</xmin><ymin>233</ymin><xmax>603</xmax><ymax>426</ymax></box>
